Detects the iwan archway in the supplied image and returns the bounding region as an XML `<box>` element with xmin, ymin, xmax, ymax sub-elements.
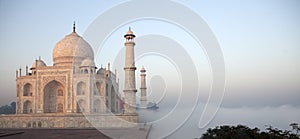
<box><xmin>43</xmin><ymin>80</ymin><xmax>64</xmax><ymax>113</ymax></box>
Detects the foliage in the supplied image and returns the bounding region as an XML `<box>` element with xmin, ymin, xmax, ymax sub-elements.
<box><xmin>0</xmin><ymin>102</ymin><xmax>16</xmax><ymax>114</ymax></box>
<box><xmin>201</xmin><ymin>124</ymin><xmax>300</xmax><ymax>139</ymax></box>
<box><xmin>290</xmin><ymin>123</ymin><xmax>300</xmax><ymax>135</ymax></box>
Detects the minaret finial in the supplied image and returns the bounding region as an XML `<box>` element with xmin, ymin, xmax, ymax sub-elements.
<box><xmin>73</xmin><ymin>21</ymin><xmax>76</xmax><ymax>33</ymax></box>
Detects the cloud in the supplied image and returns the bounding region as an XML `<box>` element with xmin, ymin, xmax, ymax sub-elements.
<box><xmin>143</xmin><ymin>103</ymin><xmax>300</xmax><ymax>139</ymax></box>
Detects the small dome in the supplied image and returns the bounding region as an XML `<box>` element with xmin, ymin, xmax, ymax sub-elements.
<box><xmin>97</xmin><ymin>67</ymin><xmax>105</xmax><ymax>74</ymax></box>
<box><xmin>53</xmin><ymin>32</ymin><xmax>94</xmax><ymax>66</ymax></box>
<box><xmin>31</xmin><ymin>59</ymin><xmax>46</xmax><ymax>69</ymax></box>
<box><xmin>80</xmin><ymin>58</ymin><xmax>95</xmax><ymax>67</ymax></box>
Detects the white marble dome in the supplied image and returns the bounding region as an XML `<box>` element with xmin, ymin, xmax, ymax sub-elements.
<box><xmin>80</xmin><ymin>58</ymin><xmax>95</xmax><ymax>67</ymax></box>
<box><xmin>52</xmin><ymin>32</ymin><xmax>94</xmax><ymax>66</ymax></box>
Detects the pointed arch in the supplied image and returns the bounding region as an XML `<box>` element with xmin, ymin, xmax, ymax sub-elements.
<box><xmin>23</xmin><ymin>83</ymin><xmax>33</xmax><ymax>96</ymax></box>
<box><xmin>77</xmin><ymin>99</ymin><xmax>85</xmax><ymax>113</ymax></box>
<box><xmin>77</xmin><ymin>81</ymin><xmax>86</xmax><ymax>95</ymax></box>
<box><xmin>57</xmin><ymin>89</ymin><xmax>63</xmax><ymax>96</ymax></box>
<box><xmin>23</xmin><ymin>100</ymin><xmax>32</xmax><ymax>114</ymax></box>
<box><xmin>38</xmin><ymin>121</ymin><xmax>42</xmax><ymax>127</ymax></box>
<box><xmin>96</xmin><ymin>82</ymin><xmax>102</xmax><ymax>96</ymax></box>
<box><xmin>84</xmin><ymin>69</ymin><xmax>88</xmax><ymax>74</ymax></box>
<box><xmin>43</xmin><ymin>80</ymin><xmax>64</xmax><ymax>113</ymax></box>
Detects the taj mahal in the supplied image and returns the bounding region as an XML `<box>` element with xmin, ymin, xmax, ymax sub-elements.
<box><xmin>0</xmin><ymin>23</ymin><xmax>148</xmax><ymax>128</ymax></box>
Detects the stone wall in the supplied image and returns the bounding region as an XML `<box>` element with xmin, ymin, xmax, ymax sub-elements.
<box><xmin>0</xmin><ymin>114</ymin><xmax>138</xmax><ymax>128</ymax></box>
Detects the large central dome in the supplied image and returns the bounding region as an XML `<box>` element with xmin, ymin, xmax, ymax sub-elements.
<box><xmin>52</xmin><ymin>31</ymin><xmax>94</xmax><ymax>66</ymax></box>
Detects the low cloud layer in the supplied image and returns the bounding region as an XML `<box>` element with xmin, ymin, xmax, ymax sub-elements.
<box><xmin>140</xmin><ymin>103</ymin><xmax>300</xmax><ymax>139</ymax></box>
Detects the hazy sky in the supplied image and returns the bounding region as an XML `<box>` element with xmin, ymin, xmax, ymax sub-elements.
<box><xmin>0</xmin><ymin>0</ymin><xmax>299</xmax><ymax>138</ymax></box>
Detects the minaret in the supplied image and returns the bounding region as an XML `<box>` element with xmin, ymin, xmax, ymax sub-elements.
<box><xmin>140</xmin><ymin>66</ymin><xmax>147</xmax><ymax>108</ymax></box>
<box><xmin>123</xmin><ymin>27</ymin><xmax>137</xmax><ymax>114</ymax></box>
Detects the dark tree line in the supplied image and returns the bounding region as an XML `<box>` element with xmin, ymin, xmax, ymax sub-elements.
<box><xmin>0</xmin><ymin>102</ymin><xmax>16</xmax><ymax>114</ymax></box>
<box><xmin>200</xmin><ymin>124</ymin><xmax>300</xmax><ymax>139</ymax></box>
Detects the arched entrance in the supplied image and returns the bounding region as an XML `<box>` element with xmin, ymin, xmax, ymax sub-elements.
<box><xmin>23</xmin><ymin>100</ymin><xmax>32</xmax><ymax>114</ymax></box>
<box><xmin>77</xmin><ymin>99</ymin><xmax>85</xmax><ymax>113</ymax></box>
<box><xmin>77</xmin><ymin>81</ymin><xmax>86</xmax><ymax>95</ymax></box>
<box><xmin>43</xmin><ymin>80</ymin><xmax>64</xmax><ymax>113</ymax></box>
<box><xmin>96</xmin><ymin>82</ymin><xmax>101</xmax><ymax>96</ymax></box>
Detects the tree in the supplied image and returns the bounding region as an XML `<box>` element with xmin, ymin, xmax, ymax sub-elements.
<box><xmin>201</xmin><ymin>125</ymin><xmax>260</xmax><ymax>139</ymax></box>
<box><xmin>201</xmin><ymin>124</ymin><xmax>299</xmax><ymax>139</ymax></box>
<box><xmin>290</xmin><ymin>123</ymin><xmax>300</xmax><ymax>137</ymax></box>
<box><xmin>0</xmin><ymin>101</ymin><xmax>16</xmax><ymax>114</ymax></box>
<box><xmin>10</xmin><ymin>101</ymin><xmax>16</xmax><ymax>111</ymax></box>
<box><xmin>264</xmin><ymin>125</ymin><xmax>297</xmax><ymax>139</ymax></box>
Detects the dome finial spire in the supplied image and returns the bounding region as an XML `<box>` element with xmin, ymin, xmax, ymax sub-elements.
<box><xmin>73</xmin><ymin>21</ymin><xmax>76</xmax><ymax>33</ymax></box>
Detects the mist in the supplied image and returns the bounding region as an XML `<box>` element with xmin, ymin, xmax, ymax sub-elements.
<box><xmin>138</xmin><ymin>102</ymin><xmax>300</xmax><ymax>139</ymax></box>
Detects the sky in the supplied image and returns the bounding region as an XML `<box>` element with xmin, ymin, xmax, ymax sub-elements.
<box><xmin>0</xmin><ymin>0</ymin><xmax>300</xmax><ymax>138</ymax></box>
